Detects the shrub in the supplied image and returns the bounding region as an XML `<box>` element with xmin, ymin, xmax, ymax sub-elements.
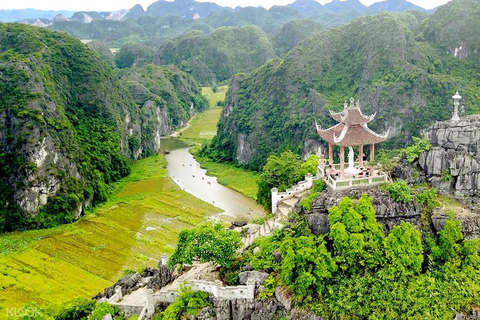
<box><xmin>383</xmin><ymin>180</ymin><xmax>413</xmax><ymax>203</ymax></box>
<box><xmin>155</xmin><ymin>287</ymin><xmax>211</xmax><ymax>320</ymax></box>
<box><xmin>416</xmin><ymin>188</ymin><xmax>439</xmax><ymax>208</ymax></box>
<box><xmin>404</xmin><ymin>137</ymin><xmax>431</xmax><ymax>163</ymax></box>
<box><xmin>168</xmin><ymin>223</ymin><xmax>242</xmax><ymax>268</ymax></box>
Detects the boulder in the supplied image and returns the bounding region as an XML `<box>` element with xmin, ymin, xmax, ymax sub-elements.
<box><xmin>238</xmin><ymin>271</ymin><xmax>269</xmax><ymax>286</ymax></box>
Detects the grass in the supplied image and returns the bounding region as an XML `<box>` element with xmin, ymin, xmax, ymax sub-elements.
<box><xmin>180</xmin><ymin>86</ymin><xmax>260</xmax><ymax>200</ymax></box>
<box><xmin>180</xmin><ymin>86</ymin><xmax>227</xmax><ymax>140</ymax></box>
<box><xmin>195</xmin><ymin>155</ymin><xmax>260</xmax><ymax>200</ymax></box>
<box><xmin>0</xmin><ymin>154</ymin><xmax>222</xmax><ymax>315</ymax></box>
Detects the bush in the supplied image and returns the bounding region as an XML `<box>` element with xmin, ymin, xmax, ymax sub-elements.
<box><xmin>155</xmin><ymin>287</ymin><xmax>211</xmax><ymax>320</ymax></box>
<box><xmin>416</xmin><ymin>188</ymin><xmax>439</xmax><ymax>208</ymax></box>
<box><xmin>383</xmin><ymin>180</ymin><xmax>413</xmax><ymax>203</ymax></box>
<box><xmin>54</xmin><ymin>298</ymin><xmax>97</xmax><ymax>320</ymax></box>
<box><xmin>168</xmin><ymin>223</ymin><xmax>242</xmax><ymax>268</ymax></box>
<box><xmin>404</xmin><ymin>137</ymin><xmax>431</xmax><ymax>163</ymax></box>
<box><xmin>88</xmin><ymin>303</ymin><xmax>123</xmax><ymax>320</ymax></box>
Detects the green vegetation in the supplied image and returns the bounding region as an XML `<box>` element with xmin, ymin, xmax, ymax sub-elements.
<box><xmin>257</xmin><ymin>152</ymin><xmax>318</xmax><ymax>209</ymax></box>
<box><xmin>404</xmin><ymin>137</ymin><xmax>432</xmax><ymax>163</ymax></box>
<box><xmin>180</xmin><ymin>87</ymin><xmax>227</xmax><ymax>140</ymax></box>
<box><xmin>168</xmin><ymin>223</ymin><xmax>242</xmax><ymax>268</ymax></box>
<box><xmin>382</xmin><ymin>180</ymin><xmax>413</xmax><ymax>203</ymax></box>
<box><xmin>442</xmin><ymin>168</ymin><xmax>453</xmax><ymax>182</ymax></box>
<box><xmin>206</xmin><ymin>10</ymin><xmax>480</xmax><ymax>169</ymax></box>
<box><xmin>299</xmin><ymin>180</ymin><xmax>327</xmax><ymax>210</ymax></box>
<box><xmin>120</xmin><ymin>64</ymin><xmax>208</xmax><ymax>140</ymax></box>
<box><xmin>156</xmin><ymin>25</ymin><xmax>277</xmax><ymax>85</ymax></box>
<box><xmin>154</xmin><ymin>287</ymin><xmax>211</xmax><ymax>320</ymax></box>
<box><xmin>228</xmin><ymin>194</ymin><xmax>480</xmax><ymax>318</ymax></box>
<box><xmin>271</xmin><ymin>19</ymin><xmax>324</xmax><ymax>56</ymax></box>
<box><xmin>0</xmin><ymin>24</ymin><xmax>208</xmax><ymax>232</ymax></box>
<box><xmin>0</xmin><ymin>153</ymin><xmax>222</xmax><ymax>313</ymax></box>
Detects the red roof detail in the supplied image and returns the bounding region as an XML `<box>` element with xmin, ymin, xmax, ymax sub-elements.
<box><xmin>318</xmin><ymin>100</ymin><xmax>387</xmax><ymax>146</ymax></box>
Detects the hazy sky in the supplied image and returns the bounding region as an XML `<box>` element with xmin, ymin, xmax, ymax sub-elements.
<box><xmin>0</xmin><ymin>0</ymin><xmax>451</xmax><ymax>12</ymax></box>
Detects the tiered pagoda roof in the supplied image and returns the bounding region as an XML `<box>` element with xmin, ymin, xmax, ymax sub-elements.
<box><xmin>316</xmin><ymin>98</ymin><xmax>389</xmax><ymax>147</ymax></box>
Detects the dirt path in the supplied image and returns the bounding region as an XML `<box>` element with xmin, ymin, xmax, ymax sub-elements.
<box><xmin>169</xmin><ymin>115</ymin><xmax>196</xmax><ymax>138</ymax></box>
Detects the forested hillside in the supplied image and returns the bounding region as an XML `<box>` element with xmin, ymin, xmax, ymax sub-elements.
<box><xmin>154</xmin><ymin>25</ymin><xmax>277</xmax><ymax>84</ymax></box>
<box><xmin>42</xmin><ymin>0</ymin><xmax>434</xmax><ymax>48</ymax></box>
<box><xmin>0</xmin><ymin>24</ymin><xmax>205</xmax><ymax>232</ymax></box>
<box><xmin>205</xmin><ymin>6</ymin><xmax>480</xmax><ymax>169</ymax></box>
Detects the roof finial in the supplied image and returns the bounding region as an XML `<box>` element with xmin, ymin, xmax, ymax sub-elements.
<box><xmin>356</xmin><ymin>99</ymin><xmax>360</xmax><ymax>108</ymax></box>
<box><xmin>349</xmin><ymin>97</ymin><xmax>355</xmax><ymax>108</ymax></box>
<box><xmin>344</xmin><ymin>100</ymin><xmax>348</xmax><ymax>110</ymax></box>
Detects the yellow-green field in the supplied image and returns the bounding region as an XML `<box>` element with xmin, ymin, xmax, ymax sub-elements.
<box><xmin>0</xmin><ymin>155</ymin><xmax>221</xmax><ymax>316</ymax></box>
<box><xmin>181</xmin><ymin>86</ymin><xmax>227</xmax><ymax>140</ymax></box>
<box><xmin>179</xmin><ymin>85</ymin><xmax>260</xmax><ymax>200</ymax></box>
<box><xmin>196</xmin><ymin>158</ymin><xmax>260</xmax><ymax>200</ymax></box>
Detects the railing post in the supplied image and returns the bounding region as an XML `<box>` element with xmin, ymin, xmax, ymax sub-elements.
<box><xmin>271</xmin><ymin>187</ymin><xmax>278</xmax><ymax>214</ymax></box>
<box><xmin>115</xmin><ymin>286</ymin><xmax>123</xmax><ymax>301</ymax></box>
<box><xmin>146</xmin><ymin>289</ymin><xmax>155</xmax><ymax>317</ymax></box>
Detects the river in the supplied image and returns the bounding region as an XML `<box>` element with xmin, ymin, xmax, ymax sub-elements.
<box><xmin>162</xmin><ymin>138</ymin><xmax>265</xmax><ymax>222</ymax></box>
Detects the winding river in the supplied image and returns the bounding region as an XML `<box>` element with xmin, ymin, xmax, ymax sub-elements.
<box><xmin>162</xmin><ymin>138</ymin><xmax>265</xmax><ymax>221</ymax></box>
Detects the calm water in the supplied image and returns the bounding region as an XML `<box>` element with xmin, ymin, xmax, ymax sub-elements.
<box><xmin>162</xmin><ymin>138</ymin><xmax>265</xmax><ymax>221</ymax></box>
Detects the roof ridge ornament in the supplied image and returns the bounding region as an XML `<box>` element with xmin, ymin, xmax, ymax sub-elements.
<box><xmin>349</xmin><ymin>97</ymin><xmax>355</xmax><ymax>108</ymax></box>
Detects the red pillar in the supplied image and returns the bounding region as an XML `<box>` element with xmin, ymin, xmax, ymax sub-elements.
<box><xmin>328</xmin><ymin>143</ymin><xmax>333</xmax><ymax>165</ymax></box>
<box><xmin>340</xmin><ymin>146</ymin><xmax>345</xmax><ymax>178</ymax></box>
<box><xmin>359</xmin><ymin>144</ymin><xmax>364</xmax><ymax>167</ymax></box>
<box><xmin>370</xmin><ymin>144</ymin><xmax>375</xmax><ymax>163</ymax></box>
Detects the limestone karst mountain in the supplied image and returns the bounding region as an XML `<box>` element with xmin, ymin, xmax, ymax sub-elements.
<box><xmin>0</xmin><ymin>24</ymin><xmax>206</xmax><ymax>232</ymax></box>
<box><xmin>204</xmin><ymin>10</ymin><xmax>480</xmax><ymax>169</ymax></box>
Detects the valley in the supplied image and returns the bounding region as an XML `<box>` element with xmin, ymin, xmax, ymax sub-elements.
<box><xmin>0</xmin><ymin>87</ymin><xmax>260</xmax><ymax>315</ymax></box>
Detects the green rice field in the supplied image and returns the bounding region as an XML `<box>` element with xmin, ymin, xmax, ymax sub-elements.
<box><xmin>0</xmin><ymin>155</ymin><xmax>221</xmax><ymax>316</ymax></box>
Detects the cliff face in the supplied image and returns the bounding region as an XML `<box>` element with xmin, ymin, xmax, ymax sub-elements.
<box><xmin>419</xmin><ymin>115</ymin><xmax>480</xmax><ymax>201</ymax></box>
<box><xmin>0</xmin><ymin>24</ymin><xmax>205</xmax><ymax>232</ymax></box>
<box><xmin>302</xmin><ymin>188</ymin><xmax>422</xmax><ymax>235</ymax></box>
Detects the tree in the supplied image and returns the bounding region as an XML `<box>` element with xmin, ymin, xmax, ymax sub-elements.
<box><xmin>257</xmin><ymin>151</ymin><xmax>316</xmax><ymax>210</ymax></box>
<box><xmin>328</xmin><ymin>195</ymin><xmax>385</xmax><ymax>274</ymax></box>
<box><xmin>280</xmin><ymin>235</ymin><xmax>337</xmax><ymax>302</ymax></box>
<box><xmin>168</xmin><ymin>223</ymin><xmax>242</xmax><ymax>268</ymax></box>
<box><xmin>384</xmin><ymin>221</ymin><xmax>424</xmax><ymax>276</ymax></box>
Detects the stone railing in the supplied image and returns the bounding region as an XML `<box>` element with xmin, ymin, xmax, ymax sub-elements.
<box><xmin>187</xmin><ymin>279</ymin><xmax>255</xmax><ymax>300</ymax></box>
<box><xmin>271</xmin><ymin>174</ymin><xmax>314</xmax><ymax>214</ymax></box>
<box><xmin>326</xmin><ymin>173</ymin><xmax>387</xmax><ymax>190</ymax></box>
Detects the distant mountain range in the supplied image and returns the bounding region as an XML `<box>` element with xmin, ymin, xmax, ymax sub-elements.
<box><xmin>1</xmin><ymin>0</ymin><xmax>433</xmax><ymax>23</ymax></box>
<box><xmin>0</xmin><ymin>9</ymin><xmax>75</xmax><ymax>22</ymax></box>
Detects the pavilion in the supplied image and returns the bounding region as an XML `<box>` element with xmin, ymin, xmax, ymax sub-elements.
<box><xmin>316</xmin><ymin>98</ymin><xmax>389</xmax><ymax>189</ymax></box>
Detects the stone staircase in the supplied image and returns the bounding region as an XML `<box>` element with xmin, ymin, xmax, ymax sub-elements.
<box><xmin>242</xmin><ymin>191</ymin><xmax>308</xmax><ymax>249</ymax></box>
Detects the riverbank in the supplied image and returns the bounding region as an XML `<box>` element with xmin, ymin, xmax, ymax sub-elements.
<box><xmin>0</xmin><ymin>154</ymin><xmax>222</xmax><ymax>314</ymax></box>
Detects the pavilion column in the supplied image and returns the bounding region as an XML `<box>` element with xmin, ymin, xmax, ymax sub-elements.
<box><xmin>339</xmin><ymin>146</ymin><xmax>345</xmax><ymax>178</ymax></box>
<box><xmin>370</xmin><ymin>144</ymin><xmax>375</xmax><ymax>163</ymax></box>
<box><xmin>359</xmin><ymin>144</ymin><xmax>364</xmax><ymax>167</ymax></box>
<box><xmin>328</xmin><ymin>143</ymin><xmax>333</xmax><ymax>165</ymax></box>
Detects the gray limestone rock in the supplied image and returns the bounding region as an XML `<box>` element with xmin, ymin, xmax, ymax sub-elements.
<box><xmin>420</xmin><ymin>115</ymin><xmax>480</xmax><ymax>200</ymax></box>
<box><xmin>304</xmin><ymin>188</ymin><xmax>422</xmax><ymax>235</ymax></box>
<box><xmin>238</xmin><ymin>271</ymin><xmax>269</xmax><ymax>286</ymax></box>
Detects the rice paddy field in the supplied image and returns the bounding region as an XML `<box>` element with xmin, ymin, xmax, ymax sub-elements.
<box><xmin>181</xmin><ymin>86</ymin><xmax>227</xmax><ymax>140</ymax></box>
<box><xmin>0</xmin><ymin>155</ymin><xmax>221</xmax><ymax>316</ymax></box>
<box><xmin>0</xmin><ymin>85</ymin><xmax>262</xmax><ymax>318</ymax></box>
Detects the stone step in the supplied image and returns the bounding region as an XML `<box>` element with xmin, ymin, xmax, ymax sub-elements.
<box><xmin>280</xmin><ymin>197</ymin><xmax>299</xmax><ymax>207</ymax></box>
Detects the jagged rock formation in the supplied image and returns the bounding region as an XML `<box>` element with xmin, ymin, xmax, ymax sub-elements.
<box><xmin>419</xmin><ymin>115</ymin><xmax>480</xmax><ymax>201</ymax></box>
<box><xmin>302</xmin><ymin>188</ymin><xmax>422</xmax><ymax>235</ymax></box>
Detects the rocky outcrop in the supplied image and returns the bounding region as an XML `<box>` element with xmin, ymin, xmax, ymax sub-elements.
<box><xmin>303</xmin><ymin>188</ymin><xmax>422</xmax><ymax>235</ymax></box>
<box><xmin>210</xmin><ymin>298</ymin><xmax>285</xmax><ymax>320</ymax></box>
<box><xmin>419</xmin><ymin>115</ymin><xmax>480</xmax><ymax>202</ymax></box>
